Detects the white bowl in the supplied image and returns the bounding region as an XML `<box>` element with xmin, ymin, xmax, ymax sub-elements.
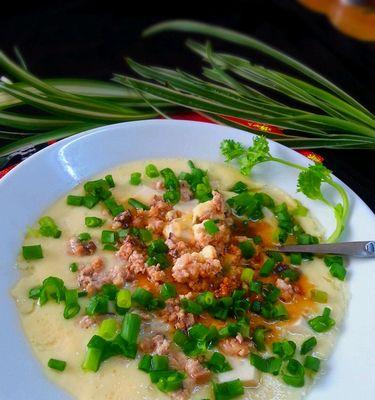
<box><xmin>0</xmin><ymin>119</ymin><xmax>374</xmax><ymax>399</ymax></box>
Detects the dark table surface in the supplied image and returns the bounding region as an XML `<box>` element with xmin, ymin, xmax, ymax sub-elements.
<box><xmin>1</xmin><ymin>0</ymin><xmax>374</xmax><ymax>211</ymax></box>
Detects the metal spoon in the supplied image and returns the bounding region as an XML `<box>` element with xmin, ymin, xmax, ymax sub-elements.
<box><xmin>277</xmin><ymin>241</ymin><xmax>375</xmax><ymax>258</ymax></box>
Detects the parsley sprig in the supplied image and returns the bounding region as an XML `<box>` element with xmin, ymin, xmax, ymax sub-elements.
<box><xmin>221</xmin><ymin>136</ymin><xmax>349</xmax><ymax>242</ymax></box>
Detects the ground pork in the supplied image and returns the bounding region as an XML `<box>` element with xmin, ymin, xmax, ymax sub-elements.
<box><xmin>133</xmin><ymin>195</ymin><xmax>172</xmax><ymax>234</ymax></box>
<box><xmin>166</xmin><ymin>233</ymin><xmax>193</xmax><ymax>259</ymax></box>
<box><xmin>146</xmin><ymin>265</ymin><xmax>166</xmax><ymax>284</ymax></box>
<box><xmin>78</xmin><ymin>315</ymin><xmax>98</xmax><ymax>329</ymax></box>
<box><xmin>77</xmin><ymin>257</ymin><xmax>111</xmax><ymax>294</ymax></box>
<box><xmin>218</xmin><ymin>334</ymin><xmax>251</xmax><ymax>357</ymax></box>
<box><xmin>160</xmin><ymin>298</ymin><xmax>195</xmax><ymax>330</ymax></box>
<box><xmin>111</xmin><ymin>210</ymin><xmax>132</xmax><ymax>230</ymax></box>
<box><xmin>192</xmin><ymin>191</ymin><xmax>226</xmax><ymax>223</ymax></box>
<box><xmin>170</xmin><ymin>351</ymin><xmax>211</xmax><ymax>384</ymax></box>
<box><xmin>67</xmin><ymin>236</ymin><xmax>96</xmax><ymax>256</ymax></box>
<box><xmin>179</xmin><ymin>180</ymin><xmax>193</xmax><ymax>202</ymax></box>
<box><xmin>276</xmin><ymin>278</ymin><xmax>295</xmax><ymax>302</ymax></box>
<box><xmin>192</xmin><ymin>221</ymin><xmax>231</xmax><ymax>254</ymax></box>
<box><xmin>172</xmin><ymin>252</ymin><xmax>222</xmax><ymax>285</ymax></box>
<box><xmin>139</xmin><ymin>334</ymin><xmax>170</xmax><ymax>355</ymax></box>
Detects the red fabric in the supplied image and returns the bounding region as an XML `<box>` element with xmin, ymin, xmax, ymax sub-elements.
<box><xmin>0</xmin><ymin>113</ymin><xmax>323</xmax><ymax>178</ymax></box>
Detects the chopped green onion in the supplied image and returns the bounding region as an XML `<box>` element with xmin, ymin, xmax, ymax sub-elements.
<box><xmin>78</xmin><ymin>232</ymin><xmax>91</xmax><ymax>241</ymax></box>
<box><xmin>101</xmin><ymin>230</ymin><xmax>117</xmax><ymax>244</ymax></box>
<box><xmin>85</xmin><ymin>216</ymin><xmax>104</xmax><ymax>228</ymax></box>
<box><xmin>301</xmin><ymin>337</ymin><xmax>317</xmax><ymax>355</ymax></box>
<box><xmin>103</xmin><ymin>244</ymin><xmax>118</xmax><ymax>251</ymax></box>
<box><xmin>213</xmin><ymin>379</ymin><xmax>244</xmax><ymax>400</ymax></box>
<box><xmin>63</xmin><ymin>289</ymin><xmax>80</xmax><ymax>319</ymax></box>
<box><xmin>138</xmin><ymin>228</ymin><xmax>152</xmax><ymax>242</ymax></box>
<box><xmin>128</xmin><ymin>198</ymin><xmax>150</xmax><ymax>210</ymax></box>
<box><xmin>84</xmin><ymin>179</ymin><xmax>111</xmax><ymax>200</ymax></box>
<box><xmin>324</xmin><ymin>255</ymin><xmax>344</xmax><ymax>267</ymax></box>
<box><xmin>67</xmin><ymin>195</ymin><xmax>84</xmax><ymax>206</ymax></box>
<box><xmin>297</xmin><ymin>233</ymin><xmax>319</xmax><ymax>245</ymax></box>
<box><xmin>82</xmin><ymin>335</ymin><xmax>106</xmax><ymax>372</ymax></box>
<box><xmin>282</xmin><ymin>359</ymin><xmax>305</xmax><ymax>387</ymax></box>
<box><xmin>266</xmin><ymin>250</ymin><xmax>284</xmax><ymax>263</ymax></box>
<box><xmin>310</xmin><ymin>289</ymin><xmax>328</xmax><ymax>303</ymax></box>
<box><xmin>238</xmin><ymin>240</ymin><xmax>255</xmax><ymax>259</ymax></box>
<box><xmin>151</xmin><ymin>355</ymin><xmax>169</xmax><ymax>371</ymax></box>
<box><xmin>304</xmin><ymin>355</ymin><xmax>320</xmax><ymax>372</ymax></box>
<box><xmin>180</xmin><ymin>298</ymin><xmax>203</xmax><ymax>315</ymax></box>
<box><xmin>148</xmin><ymin>239</ymin><xmax>169</xmax><ymax>255</ymax></box>
<box><xmin>38</xmin><ymin>216</ymin><xmax>62</xmax><ymax>238</ymax></box>
<box><xmin>250</xmin><ymin>353</ymin><xmax>281</xmax><ymax>375</ymax></box>
<box><xmin>272</xmin><ymin>340</ymin><xmax>296</xmax><ymax>360</ymax></box>
<box><xmin>280</xmin><ymin>267</ymin><xmax>301</xmax><ymax>282</ymax></box>
<box><xmin>290</xmin><ymin>253</ymin><xmax>302</xmax><ymax>265</ymax></box>
<box><xmin>259</xmin><ymin>258</ymin><xmax>275</xmax><ymax>277</ymax></box>
<box><xmin>203</xmin><ymin>219</ymin><xmax>219</xmax><ymax>235</ymax></box>
<box><xmin>253</xmin><ymin>235</ymin><xmax>262</xmax><ymax>245</ymax></box>
<box><xmin>28</xmin><ymin>286</ymin><xmax>42</xmax><ymax>299</ymax></box>
<box><xmin>82</xmin><ymin>195</ymin><xmax>100</xmax><ymax>209</ymax></box>
<box><xmin>329</xmin><ymin>262</ymin><xmax>347</xmax><ymax>281</ymax></box>
<box><xmin>69</xmin><ymin>262</ymin><xmax>78</xmax><ymax>272</ymax></box>
<box><xmin>130</xmin><ymin>172</ymin><xmax>142</xmax><ymax>185</ymax></box>
<box><xmin>39</xmin><ymin>276</ymin><xmax>65</xmax><ymax>305</ymax></box>
<box><xmin>308</xmin><ymin>307</ymin><xmax>335</xmax><ymax>332</ymax></box>
<box><xmin>48</xmin><ymin>358</ymin><xmax>66</xmax><ymax>372</ymax></box>
<box><xmin>138</xmin><ymin>354</ymin><xmax>152</xmax><ymax>372</ymax></box>
<box><xmin>86</xmin><ymin>293</ymin><xmax>109</xmax><ymax>315</ymax></box>
<box><xmin>105</xmin><ymin>174</ymin><xmax>115</xmax><ymax>188</ymax></box>
<box><xmin>116</xmin><ymin>289</ymin><xmax>131</xmax><ymax>309</ymax></box>
<box><xmin>153</xmin><ymin>371</ymin><xmax>185</xmax><ymax>393</ymax></box>
<box><xmin>121</xmin><ymin>312</ymin><xmax>141</xmax><ymax>345</ymax></box>
<box><xmin>205</xmin><ymin>352</ymin><xmax>232</xmax><ymax>373</ymax></box>
<box><xmin>132</xmin><ymin>287</ymin><xmax>153</xmax><ymax>308</ymax></box>
<box><xmin>22</xmin><ymin>244</ymin><xmax>43</xmax><ymax>260</ymax></box>
<box><xmin>98</xmin><ymin>319</ymin><xmax>117</xmax><ymax>340</ymax></box>
<box><xmin>262</xmin><ymin>284</ymin><xmax>281</xmax><ymax>303</ymax></box>
<box><xmin>250</xmin><ymin>281</ymin><xmax>262</xmax><ymax>294</ymax></box>
<box><xmin>253</xmin><ymin>327</ymin><xmax>267</xmax><ymax>351</ymax></box>
<box><xmin>160</xmin><ymin>168</ymin><xmax>181</xmax><ymax>204</ymax></box>
<box><xmin>160</xmin><ymin>283</ymin><xmax>177</xmax><ymax>300</ymax></box>
<box><xmin>145</xmin><ymin>164</ymin><xmax>159</xmax><ymax>178</ymax></box>
<box><xmin>103</xmin><ymin>197</ymin><xmax>124</xmax><ymax>216</ymax></box>
<box><xmin>196</xmin><ymin>291</ymin><xmax>216</xmax><ymax>309</ymax></box>
<box><xmin>229</xmin><ymin>181</ymin><xmax>248</xmax><ymax>193</ymax></box>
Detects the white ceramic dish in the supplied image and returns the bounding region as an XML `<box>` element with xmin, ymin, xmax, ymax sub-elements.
<box><xmin>0</xmin><ymin>119</ymin><xmax>374</xmax><ymax>400</ymax></box>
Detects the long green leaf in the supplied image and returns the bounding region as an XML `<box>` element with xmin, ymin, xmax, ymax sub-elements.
<box><xmin>143</xmin><ymin>20</ymin><xmax>372</xmax><ymax>116</ymax></box>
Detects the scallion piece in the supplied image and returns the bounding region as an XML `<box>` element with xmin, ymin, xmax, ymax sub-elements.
<box><xmin>82</xmin><ymin>195</ymin><xmax>100</xmax><ymax>209</ymax></box>
<box><xmin>329</xmin><ymin>262</ymin><xmax>347</xmax><ymax>281</ymax></box>
<box><xmin>85</xmin><ymin>216</ymin><xmax>104</xmax><ymax>228</ymax></box>
<box><xmin>213</xmin><ymin>379</ymin><xmax>244</xmax><ymax>400</ymax></box>
<box><xmin>28</xmin><ymin>286</ymin><xmax>42</xmax><ymax>299</ymax></box>
<box><xmin>272</xmin><ymin>340</ymin><xmax>296</xmax><ymax>360</ymax></box>
<box><xmin>85</xmin><ymin>293</ymin><xmax>109</xmax><ymax>315</ymax></box>
<box><xmin>180</xmin><ymin>298</ymin><xmax>203</xmax><ymax>315</ymax></box>
<box><xmin>253</xmin><ymin>327</ymin><xmax>267</xmax><ymax>351</ymax></box>
<box><xmin>259</xmin><ymin>258</ymin><xmax>275</xmax><ymax>277</ymax></box>
<box><xmin>151</xmin><ymin>355</ymin><xmax>169</xmax><ymax>371</ymax></box>
<box><xmin>101</xmin><ymin>230</ymin><xmax>117</xmax><ymax>244</ymax></box>
<box><xmin>308</xmin><ymin>307</ymin><xmax>335</xmax><ymax>332</ymax></box>
<box><xmin>196</xmin><ymin>291</ymin><xmax>216</xmax><ymax>309</ymax></box>
<box><xmin>82</xmin><ymin>335</ymin><xmax>106</xmax><ymax>372</ymax></box>
<box><xmin>38</xmin><ymin>216</ymin><xmax>62</xmax><ymax>238</ymax></box>
<box><xmin>203</xmin><ymin>219</ymin><xmax>219</xmax><ymax>235</ymax></box>
<box><xmin>205</xmin><ymin>352</ymin><xmax>232</xmax><ymax>373</ymax></box>
<box><xmin>98</xmin><ymin>318</ymin><xmax>117</xmax><ymax>340</ymax></box>
<box><xmin>105</xmin><ymin>174</ymin><xmax>115</xmax><ymax>188</ymax></box>
<box><xmin>103</xmin><ymin>244</ymin><xmax>117</xmax><ymax>251</ymax></box>
<box><xmin>78</xmin><ymin>232</ymin><xmax>91</xmax><ymax>241</ymax></box>
<box><xmin>145</xmin><ymin>164</ymin><xmax>160</xmax><ymax>178</ymax></box>
<box><xmin>282</xmin><ymin>359</ymin><xmax>305</xmax><ymax>387</ymax></box>
<box><xmin>130</xmin><ymin>172</ymin><xmax>142</xmax><ymax>185</ymax></box>
<box><xmin>67</xmin><ymin>195</ymin><xmax>84</xmax><ymax>206</ymax></box>
<box><xmin>304</xmin><ymin>355</ymin><xmax>320</xmax><ymax>372</ymax></box>
<box><xmin>39</xmin><ymin>276</ymin><xmax>65</xmax><ymax>305</ymax></box>
<box><xmin>48</xmin><ymin>358</ymin><xmax>66</xmax><ymax>372</ymax></box>
<box><xmin>132</xmin><ymin>287</ymin><xmax>153</xmax><ymax>308</ymax></box>
<box><xmin>103</xmin><ymin>197</ymin><xmax>124</xmax><ymax>216</ymax></box>
<box><xmin>63</xmin><ymin>289</ymin><xmax>80</xmax><ymax>319</ymax></box>
<box><xmin>324</xmin><ymin>255</ymin><xmax>344</xmax><ymax>267</ymax></box>
<box><xmin>290</xmin><ymin>252</ymin><xmax>302</xmax><ymax>265</ymax></box>
<box><xmin>128</xmin><ymin>197</ymin><xmax>150</xmax><ymax>210</ymax></box>
<box><xmin>69</xmin><ymin>262</ymin><xmax>78</xmax><ymax>272</ymax></box>
<box><xmin>160</xmin><ymin>283</ymin><xmax>177</xmax><ymax>300</ymax></box>
<box><xmin>310</xmin><ymin>289</ymin><xmax>328</xmax><ymax>303</ymax></box>
<box><xmin>138</xmin><ymin>354</ymin><xmax>152</xmax><ymax>372</ymax></box>
<box><xmin>22</xmin><ymin>244</ymin><xmax>43</xmax><ymax>260</ymax></box>
<box><xmin>154</xmin><ymin>371</ymin><xmax>185</xmax><ymax>393</ymax></box>
<box><xmin>139</xmin><ymin>228</ymin><xmax>153</xmax><ymax>243</ymax></box>
<box><xmin>250</xmin><ymin>281</ymin><xmax>262</xmax><ymax>294</ymax></box>
<box><xmin>116</xmin><ymin>289</ymin><xmax>131</xmax><ymax>309</ymax></box>
<box><xmin>121</xmin><ymin>312</ymin><xmax>141</xmax><ymax>345</ymax></box>
<box><xmin>301</xmin><ymin>337</ymin><xmax>317</xmax><ymax>355</ymax></box>
<box><xmin>238</xmin><ymin>240</ymin><xmax>255</xmax><ymax>259</ymax></box>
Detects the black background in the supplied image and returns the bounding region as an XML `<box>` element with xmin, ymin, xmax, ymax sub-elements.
<box><xmin>1</xmin><ymin>0</ymin><xmax>374</xmax><ymax>211</ymax></box>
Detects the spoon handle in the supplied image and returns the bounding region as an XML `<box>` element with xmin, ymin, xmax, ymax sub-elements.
<box><xmin>278</xmin><ymin>241</ymin><xmax>375</xmax><ymax>258</ymax></box>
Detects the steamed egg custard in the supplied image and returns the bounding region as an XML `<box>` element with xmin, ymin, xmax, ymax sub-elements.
<box><xmin>12</xmin><ymin>157</ymin><xmax>348</xmax><ymax>400</ymax></box>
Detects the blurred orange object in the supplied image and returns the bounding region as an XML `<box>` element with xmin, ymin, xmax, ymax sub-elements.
<box><xmin>299</xmin><ymin>0</ymin><xmax>375</xmax><ymax>41</ymax></box>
